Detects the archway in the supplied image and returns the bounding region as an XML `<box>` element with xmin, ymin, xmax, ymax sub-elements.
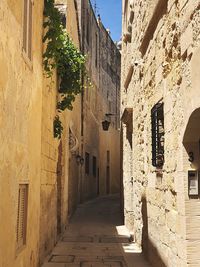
<box><xmin>183</xmin><ymin>107</ymin><xmax>200</xmax><ymax>266</ymax></box>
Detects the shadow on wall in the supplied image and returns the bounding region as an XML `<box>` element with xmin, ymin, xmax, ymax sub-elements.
<box><xmin>141</xmin><ymin>195</ymin><xmax>167</xmax><ymax>267</ymax></box>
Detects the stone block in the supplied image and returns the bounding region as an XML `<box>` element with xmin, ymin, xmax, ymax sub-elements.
<box><xmin>166</xmin><ymin>209</ymin><xmax>177</xmax><ymax>233</ymax></box>
<box><xmin>177</xmin><ymin>237</ymin><xmax>187</xmax><ymax>260</ymax></box>
<box><xmin>176</xmin><ymin>214</ymin><xmax>186</xmax><ymax>238</ymax></box>
<box><xmin>180</xmin><ymin>24</ymin><xmax>193</xmax><ymax>55</ymax></box>
<box><xmin>49</xmin><ymin>255</ymin><xmax>75</xmax><ymax>263</ymax></box>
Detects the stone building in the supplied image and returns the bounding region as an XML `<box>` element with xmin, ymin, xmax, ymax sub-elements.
<box><xmin>0</xmin><ymin>0</ymin><xmax>44</xmax><ymax>266</ymax></box>
<box><xmin>0</xmin><ymin>0</ymin><xmax>82</xmax><ymax>266</ymax></box>
<box><xmin>39</xmin><ymin>0</ymin><xmax>83</xmax><ymax>263</ymax></box>
<box><xmin>0</xmin><ymin>0</ymin><xmax>121</xmax><ymax>266</ymax></box>
<box><xmin>121</xmin><ymin>0</ymin><xmax>200</xmax><ymax>266</ymax></box>
<box><xmin>77</xmin><ymin>0</ymin><xmax>121</xmax><ymax>200</ymax></box>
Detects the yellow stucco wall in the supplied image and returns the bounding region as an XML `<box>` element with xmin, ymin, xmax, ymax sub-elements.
<box><xmin>39</xmin><ymin>0</ymin><xmax>82</xmax><ymax>263</ymax></box>
<box><xmin>40</xmin><ymin>0</ymin><xmax>81</xmax><ymax>262</ymax></box>
<box><xmin>0</xmin><ymin>0</ymin><xmax>120</xmax><ymax>266</ymax></box>
<box><xmin>0</xmin><ymin>0</ymin><xmax>82</xmax><ymax>266</ymax></box>
<box><xmin>0</xmin><ymin>0</ymin><xmax>44</xmax><ymax>266</ymax></box>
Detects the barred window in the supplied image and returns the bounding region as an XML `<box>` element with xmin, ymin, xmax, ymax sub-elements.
<box><xmin>151</xmin><ymin>102</ymin><xmax>164</xmax><ymax>168</ymax></box>
<box><xmin>16</xmin><ymin>184</ymin><xmax>28</xmax><ymax>251</ymax></box>
<box><xmin>23</xmin><ymin>0</ymin><xmax>33</xmax><ymax>60</ymax></box>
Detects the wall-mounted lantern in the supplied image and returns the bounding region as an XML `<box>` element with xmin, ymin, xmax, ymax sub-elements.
<box><xmin>102</xmin><ymin>113</ymin><xmax>115</xmax><ymax>131</ymax></box>
<box><xmin>102</xmin><ymin>120</ymin><xmax>111</xmax><ymax>131</ymax></box>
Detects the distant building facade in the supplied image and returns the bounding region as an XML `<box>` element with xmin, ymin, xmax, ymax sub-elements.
<box><xmin>77</xmin><ymin>0</ymin><xmax>121</xmax><ymax>201</ymax></box>
<box><xmin>121</xmin><ymin>0</ymin><xmax>200</xmax><ymax>266</ymax></box>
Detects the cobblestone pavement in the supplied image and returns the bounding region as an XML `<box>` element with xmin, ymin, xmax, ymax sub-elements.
<box><xmin>42</xmin><ymin>195</ymin><xmax>151</xmax><ymax>267</ymax></box>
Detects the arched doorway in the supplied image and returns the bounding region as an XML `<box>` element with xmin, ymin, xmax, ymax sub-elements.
<box><xmin>183</xmin><ymin>107</ymin><xmax>200</xmax><ymax>266</ymax></box>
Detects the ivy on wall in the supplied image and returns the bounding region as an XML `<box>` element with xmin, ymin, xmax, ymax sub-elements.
<box><xmin>43</xmin><ymin>0</ymin><xmax>86</xmax><ymax>139</ymax></box>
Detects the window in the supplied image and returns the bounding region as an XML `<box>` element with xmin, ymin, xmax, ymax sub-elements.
<box><xmin>93</xmin><ymin>156</ymin><xmax>97</xmax><ymax>177</ymax></box>
<box><xmin>151</xmin><ymin>102</ymin><xmax>164</xmax><ymax>168</ymax></box>
<box><xmin>85</xmin><ymin>152</ymin><xmax>90</xmax><ymax>174</ymax></box>
<box><xmin>16</xmin><ymin>184</ymin><xmax>28</xmax><ymax>251</ymax></box>
<box><xmin>23</xmin><ymin>0</ymin><xmax>33</xmax><ymax>60</ymax></box>
<box><xmin>95</xmin><ymin>33</ymin><xmax>98</xmax><ymax>67</ymax></box>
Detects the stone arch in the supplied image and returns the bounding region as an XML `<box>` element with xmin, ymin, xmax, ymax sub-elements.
<box><xmin>182</xmin><ymin>107</ymin><xmax>200</xmax><ymax>196</ymax></box>
<box><xmin>182</xmin><ymin>107</ymin><xmax>200</xmax><ymax>266</ymax></box>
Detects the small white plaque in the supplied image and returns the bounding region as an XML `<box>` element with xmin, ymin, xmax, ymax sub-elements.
<box><xmin>188</xmin><ymin>170</ymin><xmax>199</xmax><ymax>196</ymax></box>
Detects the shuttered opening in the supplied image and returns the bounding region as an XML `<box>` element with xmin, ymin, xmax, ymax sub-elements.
<box><xmin>16</xmin><ymin>184</ymin><xmax>28</xmax><ymax>251</ymax></box>
<box><xmin>23</xmin><ymin>0</ymin><xmax>28</xmax><ymax>51</ymax></box>
<box><xmin>28</xmin><ymin>1</ymin><xmax>33</xmax><ymax>60</ymax></box>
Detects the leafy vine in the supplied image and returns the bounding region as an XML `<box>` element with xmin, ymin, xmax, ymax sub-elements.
<box><xmin>43</xmin><ymin>0</ymin><xmax>86</xmax><ymax>139</ymax></box>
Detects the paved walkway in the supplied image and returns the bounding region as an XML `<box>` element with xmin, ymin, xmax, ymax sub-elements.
<box><xmin>42</xmin><ymin>195</ymin><xmax>151</xmax><ymax>267</ymax></box>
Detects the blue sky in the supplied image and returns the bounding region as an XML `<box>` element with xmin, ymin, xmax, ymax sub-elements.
<box><xmin>91</xmin><ymin>0</ymin><xmax>122</xmax><ymax>42</ymax></box>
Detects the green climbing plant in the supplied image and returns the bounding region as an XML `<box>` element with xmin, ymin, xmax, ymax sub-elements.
<box><xmin>43</xmin><ymin>0</ymin><xmax>86</xmax><ymax>139</ymax></box>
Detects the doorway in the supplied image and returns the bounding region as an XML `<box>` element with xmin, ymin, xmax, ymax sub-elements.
<box><xmin>106</xmin><ymin>166</ymin><xmax>110</xmax><ymax>194</ymax></box>
<box><xmin>182</xmin><ymin>107</ymin><xmax>200</xmax><ymax>266</ymax></box>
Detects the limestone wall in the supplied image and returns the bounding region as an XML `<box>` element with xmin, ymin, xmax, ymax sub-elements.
<box><xmin>0</xmin><ymin>0</ymin><xmax>44</xmax><ymax>266</ymax></box>
<box><xmin>121</xmin><ymin>0</ymin><xmax>200</xmax><ymax>266</ymax></box>
<box><xmin>39</xmin><ymin>0</ymin><xmax>82</xmax><ymax>263</ymax></box>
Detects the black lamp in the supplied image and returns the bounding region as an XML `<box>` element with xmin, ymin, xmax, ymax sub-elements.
<box><xmin>102</xmin><ymin>120</ymin><xmax>111</xmax><ymax>131</ymax></box>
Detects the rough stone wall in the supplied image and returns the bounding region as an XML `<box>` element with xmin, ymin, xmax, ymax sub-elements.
<box><xmin>121</xmin><ymin>0</ymin><xmax>200</xmax><ymax>266</ymax></box>
<box><xmin>0</xmin><ymin>0</ymin><xmax>44</xmax><ymax>266</ymax></box>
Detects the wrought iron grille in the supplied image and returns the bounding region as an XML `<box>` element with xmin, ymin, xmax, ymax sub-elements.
<box><xmin>151</xmin><ymin>102</ymin><xmax>164</xmax><ymax>167</ymax></box>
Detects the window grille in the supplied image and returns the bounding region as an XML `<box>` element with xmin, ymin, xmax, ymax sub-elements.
<box><xmin>85</xmin><ymin>152</ymin><xmax>90</xmax><ymax>174</ymax></box>
<box><xmin>151</xmin><ymin>102</ymin><xmax>164</xmax><ymax>167</ymax></box>
<box><xmin>16</xmin><ymin>184</ymin><xmax>28</xmax><ymax>251</ymax></box>
<box><xmin>23</xmin><ymin>0</ymin><xmax>33</xmax><ymax>60</ymax></box>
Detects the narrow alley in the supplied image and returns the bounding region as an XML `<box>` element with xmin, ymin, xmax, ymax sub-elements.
<box><xmin>42</xmin><ymin>195</ymin><xmax>150</xmax><ymax>267</ymax></box>
<box><xmin>1</xmin><ymin>0</ymin><xmax>200</xmax><ymax>266</ymax></box>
